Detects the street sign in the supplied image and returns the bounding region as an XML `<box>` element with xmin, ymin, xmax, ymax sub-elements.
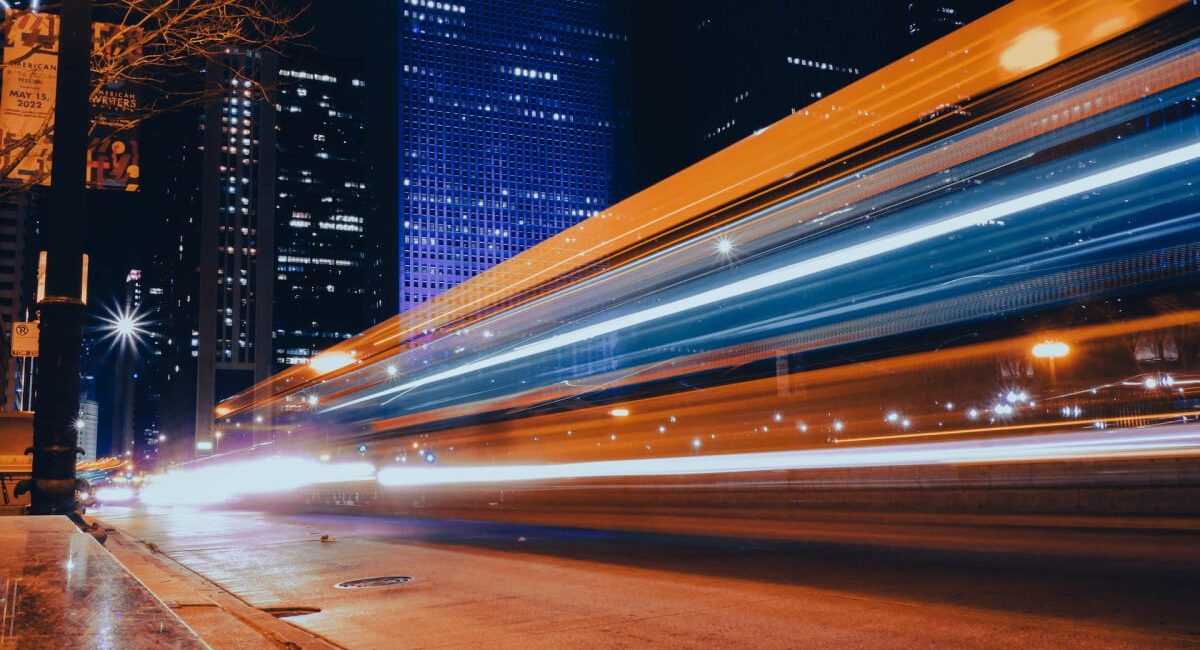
<box><xmin>11</xmin><ymin>321</ymin><xmax>38</xmax><ymax>357</ymax></box>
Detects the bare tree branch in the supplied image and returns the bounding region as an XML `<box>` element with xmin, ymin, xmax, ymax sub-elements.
<box><xmin>0</xmin><ymin>1</ymin><xmax>306</xmax><ymax>195</ymax></box>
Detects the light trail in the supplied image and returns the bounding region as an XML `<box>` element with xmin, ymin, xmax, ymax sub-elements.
<box><xmin>838</xmin><ymin>409</ymin><xmax>1200</xmax><ymax>444</ymax></box>
<box><xmin>139</xmin><ymin>459</ymin><xmax>376</xmax><ymax>506</ymax></box>
<box><xmin>133</xmin><ymin>424</ymin><xmax>1200</xmax><ymax>505</ymax></box>
<box><xmin>375</xmin><ymin>425</ymin><xmax>1200</xmax><ymax>488</ymax></box>
<box><xmin>327</xmin><ymin>140</ymin><xmax>1200</xmax><ymax>414</ymax></box>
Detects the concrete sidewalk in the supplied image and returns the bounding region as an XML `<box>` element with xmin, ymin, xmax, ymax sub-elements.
<box><xmin>0</xmin><ymin>515</ymin><xmax>206</xmax><ymax>649</ymax></box>
<box><xmin>99</xmin><ymin>522</ymin><xmax>343</xmax><ymax>649</ymax></box>
<box><xmin>0</xmin><ymin>515</ymin><xmax>340</xmax><ymax>649</ymax></box>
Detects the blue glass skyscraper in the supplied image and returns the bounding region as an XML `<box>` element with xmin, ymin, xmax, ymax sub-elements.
<box><xmin>397</xmin><ymin>0</ymin><xmax>629</xmax><ymax>310</ymax></box>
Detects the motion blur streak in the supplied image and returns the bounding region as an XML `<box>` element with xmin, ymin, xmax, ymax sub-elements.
<box><xmin>326</xmin><ymin>140</ymin><xmax>1200</xmax><ymax>413</ymax></box>
<box><xmin>129</xmin><ymin>425</ymin><xmax>1200</xmax><ymax>502</ymax></box>
<box><xmin>139</xmin><ymin>460</ymin><xmax>375</xmax><ymax>506</ymax></box>
<box><xmin>374</xmin><ymin>426</ymin><xmax>1200</xmax><ymax>488</ymax></box>
<box><xmin>200</xmin><ymin>2</ymin><xmax>1200</xmax><ymax>523</ymax></box>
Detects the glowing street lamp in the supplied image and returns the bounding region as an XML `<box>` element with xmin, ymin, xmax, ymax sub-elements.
<box><xmin>1032</xmin><ymin>340</ymin><xmax>1070</xmax><ymax>387</ymax></box>
<box><xmin>1032</xmin><ymin>341</ymin><xmax>1070</xmax><ymax>359</ymax></box>
<box><xmin>99</xmin><ymin>304</ymin><xmax>152</xmax><ymax>352</ymax></box>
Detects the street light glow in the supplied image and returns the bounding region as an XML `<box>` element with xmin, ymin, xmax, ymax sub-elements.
<box><xmin>99</xmin><ymin>304</ymin><xmax>151</xmax><ymax>351</ymax></box>
<box><xmin>1032</xmin><ymin>341</ymin><xmax>1070</xmax><ymax>359</ymax></box>
<box><xmin>714</xmin><ymin>237</ymin><xmax>734</xmax><ymax>256</ymax></box>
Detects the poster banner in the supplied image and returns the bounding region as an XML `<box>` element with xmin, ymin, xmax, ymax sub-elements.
<box><xmin>0</xmin><ymin>11</ymin><xmax>57</xmax><ymax>186</ymax></box>
<box><xmin>0</xmin><ymin>11</ymin><xmax>143</xmax><ymax>190</ymax></box>
<box><xmin>87</xmin><ymin>21</ymin><xmax>141</xmax><ymax>191</ymax></box>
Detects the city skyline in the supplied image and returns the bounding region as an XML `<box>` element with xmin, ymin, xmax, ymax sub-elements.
<box><xmin>3</xmin><ymin>0</ymin><xmax>1011</xmax><ymax>462</ymax></box>
<box><xmin>3</xmin><ymin>3</ymin><xmax>1200</xmax><ymax>648</ymax></box>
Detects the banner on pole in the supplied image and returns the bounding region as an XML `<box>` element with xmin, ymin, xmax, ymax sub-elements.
<box><xmin>87</xmin><ymin>21</ymin><xmax>142</xmax><ymax>191</ymax></box>
<box><xmin>0</xmin><ymin>10</ymin><xmax>142</xmax><ymax>190</ymax></box>
<box><xmin>0</xmin><ymin>11</ymin><xmax>57</xmax><ymax>186</ymax></box>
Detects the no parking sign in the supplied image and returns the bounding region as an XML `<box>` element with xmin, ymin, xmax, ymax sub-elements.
<box><xmin>11</xmin><ymin>321</ymin><xmax>38</xmax><ymax>357</ymax></box>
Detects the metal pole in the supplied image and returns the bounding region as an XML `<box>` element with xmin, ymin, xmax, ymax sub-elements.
<box><xmin>28</xmin><ymin>0</ymin><xmax>92</xmax><ymax>515</ymax></box>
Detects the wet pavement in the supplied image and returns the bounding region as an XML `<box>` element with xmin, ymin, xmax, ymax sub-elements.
<box><xmin>95</xmin><ymin>506</ymin><xmax>1200</xmax><ymax>649</ymax></box>
<box><xmin>0</xmin><ymin>516</ymin><xmax>205</xmax><ymax>649</ymax></box>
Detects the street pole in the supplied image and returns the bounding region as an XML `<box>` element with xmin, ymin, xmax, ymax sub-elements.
<box><xmin>27</xmin><ymin>0</ymin><xmax>93</xmax><ymax>515</ymax></box>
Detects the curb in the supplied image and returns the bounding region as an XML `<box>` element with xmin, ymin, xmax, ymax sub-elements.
<box><xmin>98</xmin><ymin>519</ymin><xmax>344</xmax><ymax>650</ymax></box>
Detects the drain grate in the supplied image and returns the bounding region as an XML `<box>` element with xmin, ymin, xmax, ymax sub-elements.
<box><xmin>335</xmin><ymin>576</ymin><xmax>414</xmax><ymax>589</ymax></box>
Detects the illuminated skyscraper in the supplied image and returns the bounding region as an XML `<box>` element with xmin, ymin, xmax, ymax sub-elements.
<box><xmin>397</xmin><ymin>0</ymin><xmax>630</xmax><ymax>310</ymax></box>
<box><xmin>273</xmin><ymin>62</ymin><xmax>375</xmax><ymax>370</ymax></box>
<box><xmin>154</xmin><ymin>52</ymin><xmax>384</xmax><ymax>459</ymax></box>
<box><xmin>152</xmin><ymin>51</ymin><xmax>278</xmax><ymax>458</ymax></box>
<box><xmin>195</xmin><ymin>51</ymin><xmax>277</xmax><ymax>452</ymax></box>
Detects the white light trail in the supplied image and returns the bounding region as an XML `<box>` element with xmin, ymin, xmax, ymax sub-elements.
<box><xmin>309</xmin><ymin>351</ymin><xmax>356</xmax><ymax>373</ymax></box>
<box><xmin>376</xmin><ymin>426</ymin><xmax>1200</xmax><ymax>488</ymax></box>
<box><xmin>95</xmin><ymin>486</ymin><xmax>136</xmax><ymax>503</ymax></box>
<box><xmin>145</xmin><ymin>426</ymin><xmax>1200</xmax><ymax>503</ymax></box>
<box><xmin>327</xmin><ymin>141</ymin><xmax>1200</xmax><ymax>413</ymax></box>
<box><xmin>139</xmin><ymin>459</ymin><xmax>376</xmax><ymax>506</ymax></box>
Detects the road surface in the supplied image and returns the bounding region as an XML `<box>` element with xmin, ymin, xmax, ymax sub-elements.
<box><xmin>96</xmin><ymin>506</ymin><xmax>1200</xmax><ymax>649</ymax></box>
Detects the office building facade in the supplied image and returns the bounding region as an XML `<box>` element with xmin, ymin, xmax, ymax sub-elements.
<box><xmin>0</xmin><ymin>197</ymin><xmax>29</xmax><ymax>411</ymax></box>
<box><xmin>153</xmin><ymin>52</ymin><xmax>389</xmax><ymax>460</ymax></box>
<box><xmin>149</xmin><ymin>52</ymin><xmax>277</xmax><ymax>459</ymax></box>
<box><xmin>195</xmin><ymin>51</ymin><xmax>277</xmax><ymax>453</ymax></box>
<box><xmin>273</xmin><ymin>62</ymin><xmax>375</xmax><ymax>370</ymax></box>
<box><xmin>397</xmin><ymin>0</ymin><xmax>631</xmax><ymax>310</ymax></box>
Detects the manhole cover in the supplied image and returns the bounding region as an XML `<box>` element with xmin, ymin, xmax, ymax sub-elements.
<box><xmin>335</xmin><ymin>576</ymin><xmax>414</xmax><ymax>589</ymax></box>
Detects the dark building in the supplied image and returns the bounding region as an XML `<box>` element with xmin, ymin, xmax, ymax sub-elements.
<box><xmin>905</xmin><ymin>1</ymin><xmax>993</xmax><ymax>45</ymax></box>
<box><xmin>0</xmin><ymin>196</ymin><xmax>30</xmax><ymax>411</ymax></box>
<box><xmin>77</xmin><ymin>331</ymin><xmax>99</xmax><ymax>461</ymax></box>
<box><xmin>109</xmin><ymin>268</ymin><xmax>143</xmax><ymax>457</ymax></box>
<box><xmin>149</xmin><ymin>51</ymin><xmax>278</xmax><ymax>460</ymax></box>
<box><xmin>395</xmin><ymin>0</ymin><xmax>631</xmax><ymax>311</ymax></box>
<box><xmin>152</xmin><ymin>52</ymin><xmax>387</xmax><ymax>460</ymax></box>
<box><xmin>194</xmin><ymin>51</ymin><xmax>278</xmax><ymax>454</ymax></box>
<box><xmin>629</xmin><ymin>0</ymin><xmax>1006</xmax><ymax>190</ymax></box>
<box><xmin>272</xmin><ymin>62</ymin><xmax>376</xmax><ymax>370</ymax></box>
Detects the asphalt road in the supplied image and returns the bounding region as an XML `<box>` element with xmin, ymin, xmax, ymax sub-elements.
<box><xmin>95</xmin><ymin>506</ymin><xmax>1200</xmax><ymax>649</ymax></box>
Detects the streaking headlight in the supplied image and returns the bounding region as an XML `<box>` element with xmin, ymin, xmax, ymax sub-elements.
<box><xmin>95</xmin><ymin>486</ymin><xmax>136</xmax><ymax>503</ymax></box>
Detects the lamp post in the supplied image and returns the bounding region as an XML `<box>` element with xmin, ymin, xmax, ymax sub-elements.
<box><xmin>1032</xmin><ymin>340</ymin><xmax>1070</xmax><ymax>387</ymax></box>
<box><xmin>27</xmin><ymin>0</ymin><xmax>93</xmax><ymax>515</ymax></box>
